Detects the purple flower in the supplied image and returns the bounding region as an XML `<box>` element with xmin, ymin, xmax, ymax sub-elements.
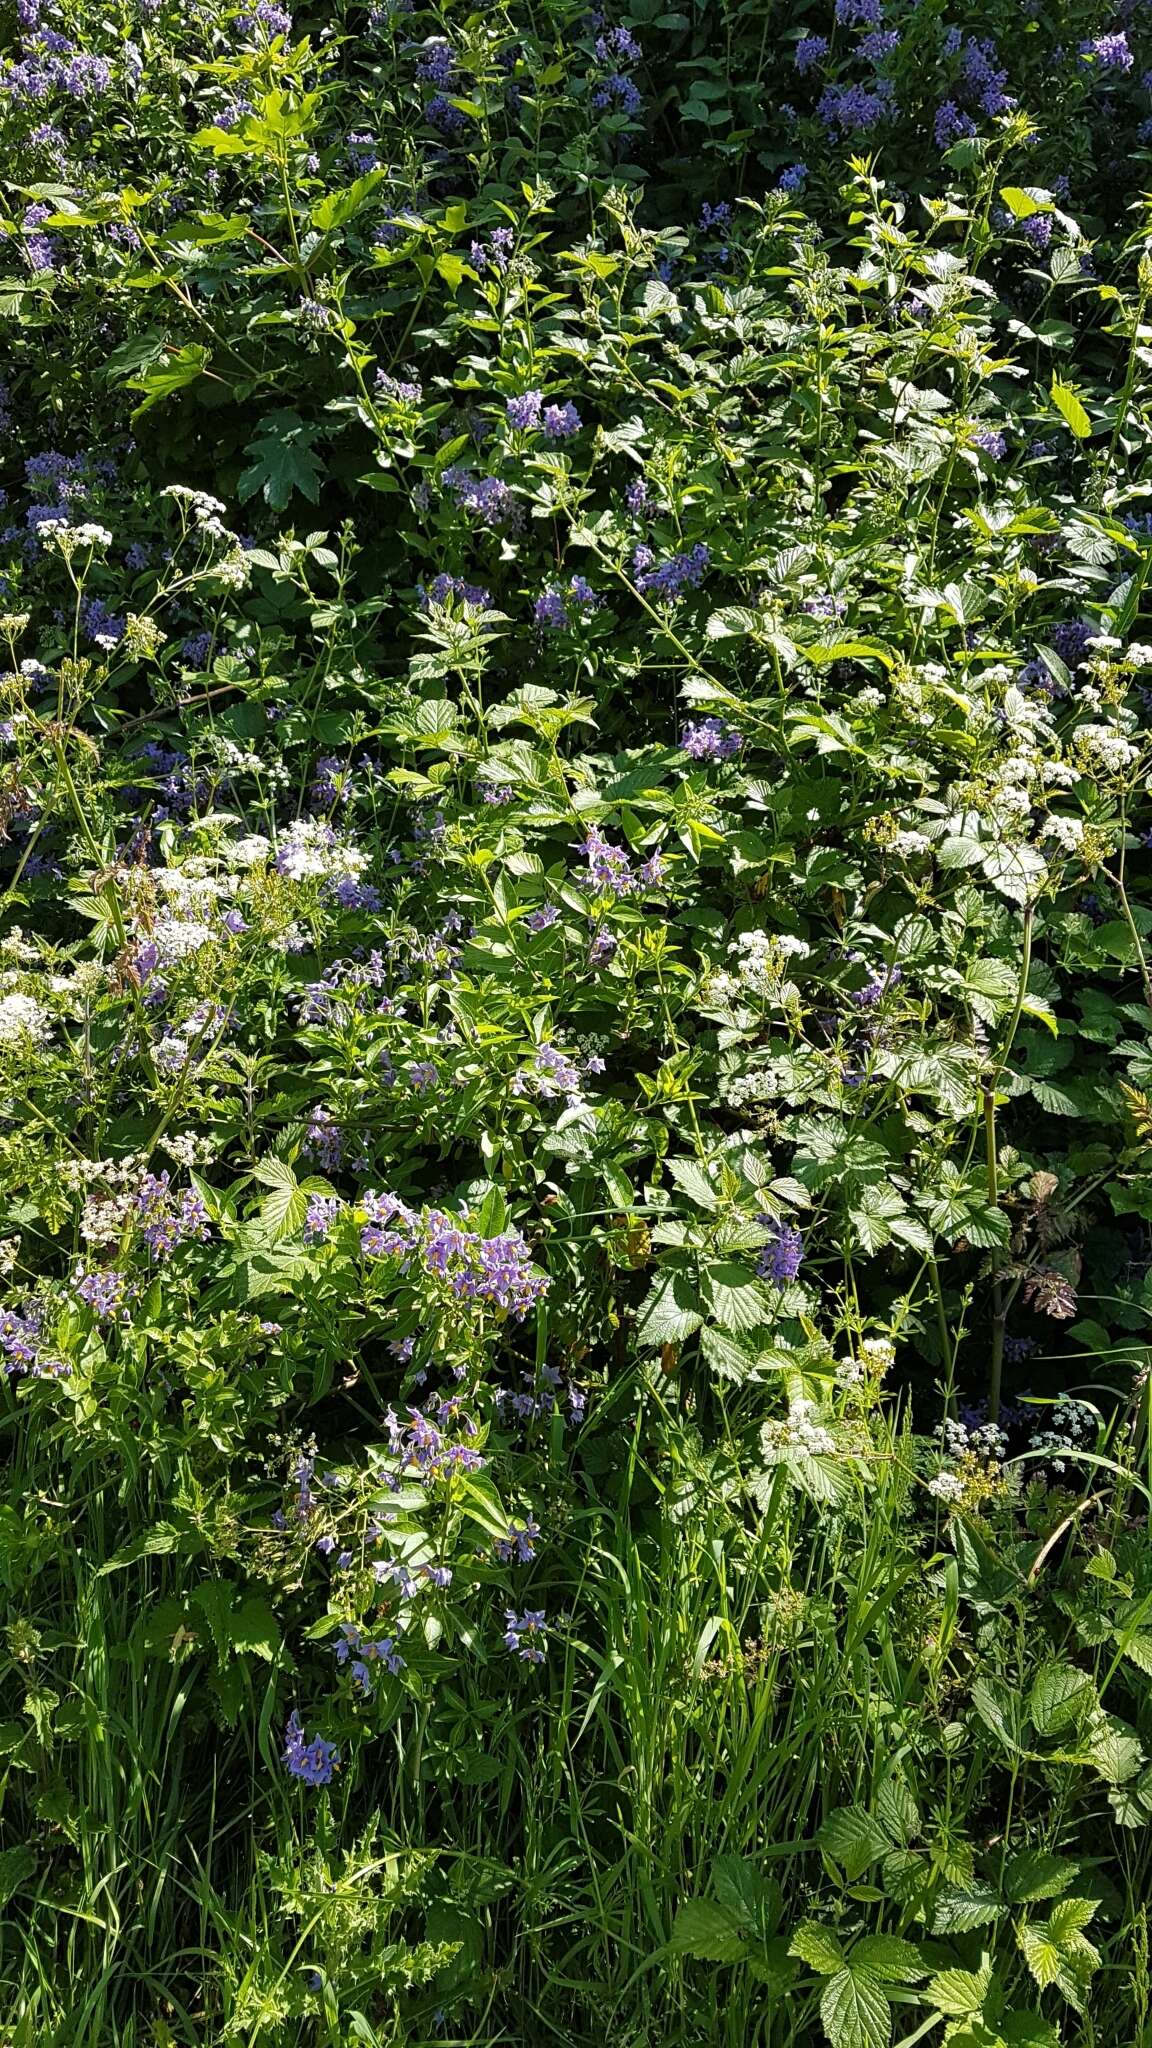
<box><xmin>1081</xmin><ymin>31</ymin><xmax>1132</xmax><ymax>72</ymax></box>
<box><xmin>416</xmin><ymin>37</ymin><xmax>455</xmax><ymax>86</ymax></box>
<box><xmin>504</xmin><ymin>1608</ymin><xmax>547</xmax><ymax>1662</ymax></box>
<box><xmin>282</xmin><ymin>1711</ymin><xmax>339</xmax><ymax>1786</ymax></box>
<box><xmin>594</xmin><ymin>26</ymin><xmax>640</xmax><ymax>64</ymax></box>
<box><xmin>525</xmin><ymin>903</ymin><xmax>559</xmax><ymax>932</ymax></box>
<box><xmin>835</xmin><ymin>0</ymin><xmax>882</xmax><ymax>21</ymax></box>
<box><xmin>506</xmin><ymin>390</ymin><xmax>543</xmax><ymax>430</ymax></box>
<box><xmin>699</xmin><ymin>201</ymin><xmax>733</xmax><ymax>233</ymax></box>
<box><xmin>1021</xmin><ymin>213</ymin><xmax>1053</xmax><ymax>252</ymax></box>
<box><xmin>625</xmin><ymin>477</ymin><xmax>649</xmax><ymax>515</ymax></box>
<box><xmin>542</xmin><ymin>402</ymin><xmax>581</xmax><ymax>440</ymax></box>
<box><xmin>935</xmin><ymin>99</ymin><xmax>975</xmax><ymax>146</ymax></box>
<box><xmin>418</xmin><ymin>572</ymin><xmax>491</xmax><ymax>614</ymax></box>
<box><xmin>794</xmin><ymin>34</ymin><xmax>828</xmax><ymax>71</ymax></box>
<box><xmin>818</xmin><ymin>78</ymin><xmax>896</xmax><ymax>131</ymax></box>
<box><xmin>426</xmin><ymin>93</ymin><xmax>468</xmax><ymax>137</ymax></box>
<box><xmin>757</xmin><ymin>1218</ymin><xmax>804</xmax><ymax>1285</ymax></box>
<box><xmin>859</xmin><ymin>29</ymin><xmax>899</xmax><ymax>61</ymax></box>
<box><xmin>73</xmin><ymin>1268</ymin><xmax>132</xmax><ymax>1321</ymax></box>
<box><xmin>302</xmin><ymin>1105</ymin><xmax>344</xmax><ymax>1172</ymax></box>
<box><xmin>592</xmin><ymin>72</ymin><xmax>642</xmax><ymax>115</ymax></box>
<box><xmin>681</xmin><ymin>716</ymin><xmax>742</xmax><ymax>761</ymax></box>
<box><xmin>635</xmin><ymin>543</ymin><xmax>710</xmax><ymax>600</ymax></box>
<box><xmin>442</xmin><ymin>467</ymin><xmax>521</xmax><ymax>529</ymax></box>
<box><xmin>778</xmin><ymin>162</ymin><xmax>807</xmax><ymax>191</ymax></box>
<box><xmin>973</xmin><ymin>428</ymin><xmax>1007</xmax><ymax>460</ymax></box>
<box><xmin>495</xmin><ymin>1517</ymin><xmax>540</xmax><ymax>1563</ymax></box>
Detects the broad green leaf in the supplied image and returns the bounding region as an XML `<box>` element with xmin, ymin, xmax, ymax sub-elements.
<box><xmin>668</xmin><ymin>1896</ymin><xmax>746</xmax><ymax>1962</ymax></box>
<box><xmin>789</xmin><ymin>1921</ymin><xmax>846</xmax><ymax>1974</ymax></box>
<box><xmin>1050</xmin><ymin>377</ymin><xmax>1092</xmax><ymax>440</ymax></box>
<box><xmin>817</xmin><ymin>1806</ymin><xmax>893</xmax><ymax>1881</ymax></box>
<box><xmin>820</xmin><ymin>1964</ymin><xmax>890</xmax><ymax>2048</ymax></box>
<box><xmin>1029</xmin><ymin>1660</ymin><xmax>1095</xmax><ymax>1737</ymax></box>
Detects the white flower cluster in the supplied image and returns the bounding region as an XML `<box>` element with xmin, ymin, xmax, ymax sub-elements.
<box><xmin>275</xmin><ymin>820</ymin><xmax>369</xmax><ymax>885</ymax></box>
<box><xmin>1041</xmin><ymin>814</ymin><xmax>1085</xmax><ymax>852</ymax></box>
<box><xmin>1028</xmin><ymin>1396</ymin><xmax>1096</xmax><ymax>1473</ymax></box>
<box><xmin>151</xmin><ymin>917</ymin><xmax>216</xmax><ymax>963</ymax></box>
<box><xmin>710</xmin><ymin>930</ymin><xmax>810</xmax><ymax>1006</ymax></box>
<box><xmin>1074</xmin><ymin>723</ymin><xmax>1139</xmax><ymax>773</ymax></box>
<box><xmin>0</xmin><ymin>992</ymin><xmax>51</xmax><ymax>1047</ymax></box>
<box><xmin>763</xmin><ymin>1396</ymin><xmax>836</xmax><ymax>1457</ymax></box>
<box><xmin>937</xmin><ymin>1417</ymin><xmax>1007</xmax><ymax>1462</ymax></box>
<box><xmin>37</xmin><ymin>521</ymin><xmax>113</xmax><ymax>554</ymax></box>
<box><xmin>927</xmin><ymin>1470</ymin><xmax>965</xmax><ymax>1503</ymax></box>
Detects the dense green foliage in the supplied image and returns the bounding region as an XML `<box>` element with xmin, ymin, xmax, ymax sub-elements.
<box><xmin>3</xmin><ymin>0</ymin><xmax>1152</xmax><ymax>2042</ymax></box>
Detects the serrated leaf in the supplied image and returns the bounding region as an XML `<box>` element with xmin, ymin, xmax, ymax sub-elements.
<box><xmin>635</xmin><ymin>1270</ymin><xmax>703</xmax><ymax>1346</ymax></box>
<box><xmin>789</xmin><ymin>1920</ymin><xmax>846</xmax><ymax>1974</ymax></box>
<box><xmin>932</xmin><ymin>1884</ymin><xmax>1004</xmax><ymax>1933</ymax></box>
<box><xmin>820</xmin><ymin>1965</ymin><xmax>890</xmax><ymax>2048</ymax></box>
<box><xmin>927</xmin><ymin>1965</ymin><xmax>990</xmax><ymax>2016</ymax></box>
<box><xmin>1017</xmin><ymin>1922</ymin><xmax>1061</xmax><ymax>1990</ymax></box>
<box><xmin>1003</xmin><ymin>1849</ymin><xmax>1079</xmax><ymax>1904</ymax></box>
<box><xmin>851</xmin><ymin>1935</ymin><xmax>927</xmax><ymax>1983</ymax></box>
<box><xmin>238</xmin><ymin>409</ymin><xmax>324</xmax><ymax>509</ymax></box>
<box><xmin>817</xmin><ymin>1806</ymin><xmax>893</xmax><ymax>1881</ymax></box>
<box><xmin>1029</xmin><ymin>1659</ymin><xmax>1095</xmax><ymax>1737</ymax></box>
<box><xmin>704</xmin><ymin>1261</ymin><xmax>768</xmax><ymax>1333</ymax></box>
<box><xmin>668</xmin><ymin>1895</ymin><xmax>746</xmax><ymax>1962</ymax></box>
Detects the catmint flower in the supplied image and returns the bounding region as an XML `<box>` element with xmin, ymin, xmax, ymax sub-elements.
<box><xmin>635</xmin><ymin>543</ymin><xmax>710</xmax><ymax>599</ymax></box>
<box><xmin>592</xmin><ymin>72</ymin><xmax>642</xmax><ymax>115</ymax></box>
<box><xmin>506</xmin><ymin>390</ymin><xmax>543</xmax><ymax>430</ymax></box>
<box><xmin>1081</xmin><ymin>31</ymin><xmax>1132</xmax><ymax>71</ymax></box>
<box><xmin>757</xmin><ymin>1218</ymin><xmax>804</xmax><ymax>1284</ymax></box>
<box><xmin>794</xmin><ymin>34</ymin><xmax>828</xmax><ymax>71</ymax></box>
<box><xmin>681</xmin><ymin>716</ymin><xmax>742</xmax><ymax>761</ymax></box>
<box><xmin>778</xmin><ymin>162</ymin><xmax>807</xmax><ymax>191</ymax></box>
<box><xmin>542</xmin><ymin>401</ymin><xmax>581</xmax><ymax>440</ymax></box>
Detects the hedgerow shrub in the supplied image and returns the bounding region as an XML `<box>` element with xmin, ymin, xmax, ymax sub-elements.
<box><xmin>3</xmin><ymin>1</ymin><xmax>1152</xmax><ymax>2043</ymax></box>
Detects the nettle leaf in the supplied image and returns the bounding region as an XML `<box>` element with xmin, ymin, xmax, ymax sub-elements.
<box><xmin>932</xmin><ymin>1884</ymin><xmax>1004</xmax><ymax>1934</ymax></box>
<box><xmin>1002</xmin><ymin>1849</ymin><xmax>1079</xmax><ymax>1904</ymax></box>
<box><xmin>1029</xmin><ymin>1659</ymin><xmax>1096</xmax><ymax>1737</ymax></box>
<box><xmin>635</xmin><ymin>1270</ymin><xmax>703</xmax><ymax>1346</ymax></box>
<box><xmin>850</xmin><ymin>1936</ymin><xmax>927</xmax><ymax>1984</ymax></box>
<box><xmin>820</xmin><ymin>1964</ymin><xmax>890</xmax><ymax>2048</ymax></box>
<box><xmin>703</xmin><ymin>1261</ymin><xmax>769</xmax><ymax>1332</ymax></box>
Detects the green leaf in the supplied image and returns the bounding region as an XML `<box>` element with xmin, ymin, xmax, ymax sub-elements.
<box><xmin>789</xmin><ymin>1921</ymin><xmax>846</xmax><ymax>1975</ymax></box>
<box><xmin>1002</xmin><ymin>1849</ymin><xmax>1079</xmax><ymax>1904</ymax></box>
<box><xmin>669</xmin><ymin>1896</ymin><xmax>747</xmax><ymax>1962</ymax></box>
<box><xmin>1029</xmin><ymin>1660</ymin><xmax>1095</xmax><ymax>1738</ymax></box>
<box><xmin>817</xmin><ymin>1806</ymin><xmax>893</xmax><ymax>1881</ymax></box>
<box><xmin>125</xmin><ymin>344</ymin><xmax>210</xmax><ymax>416</ymax></box>
<box><xmin>230</xmin><ymin>1596</ymin><xmax>280</xmax><ymax>1662</ymax></box>
<box><xmin>820</xmin><ymin>1965</ymin><xmax>890</xmax><ymax>2048</ymax></box>
<box><xmin>704</xmin><ymin>1261</ymin><xmax>769</xmax><ymax>1333</ymax></box>
<box><xmin>927</xmin><ymin>1965</ymin><xmax>990</xmax><ymax>2016</ymax></box>
<box><xmin>635</xmin><ymin>1270</ymin><xmax>703</xmax><ymax>1346</ymax></box>
<box><xmin>1016</xmin><ymin>1922</ymin><xmax>1061</xmax><ymax>1991</ymax></box>
<box><xmin>95</xmin><ymin>1525</ymin><xmax>182</xmax><ymax>1576</ymax></box>
<box><xmin>932</xmin><ymin>1884</ymin><xmax>1004</xmax><ymax>1934</ymax></box>
<box><xmin>0</xmin><ymin>1846</ymin><xmax>37</xmax><ymax>1908</ymax></box>
<box><xmin>190</xmin><ymin>1581</ymin><xmax>235</xmax><ymax>1666</ymax></box>
<box><xmin>238</xmin><ymin>410</ymin><xmax>325</xmax><ymax>509</ymax></box>
<box><xmin>1050</xmin><ymin>377</ymin><xmax>1092</xmax><ymax>440</ymax></box>
<box><xmin>851</xmin><ymin>1935</ymin><xmax>927</xmax><ymax>1983</ymax></box>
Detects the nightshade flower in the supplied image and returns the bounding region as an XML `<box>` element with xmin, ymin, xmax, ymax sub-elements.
<box><xmin>282</xmin><ymin>1711</ymin><xmax>339</xmax><ymax>1786</ymax></box>
<box><xmin>504</xmin><ymin>1608</ymin><xmax>547</xmax><ymax>1662</ymax></box>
